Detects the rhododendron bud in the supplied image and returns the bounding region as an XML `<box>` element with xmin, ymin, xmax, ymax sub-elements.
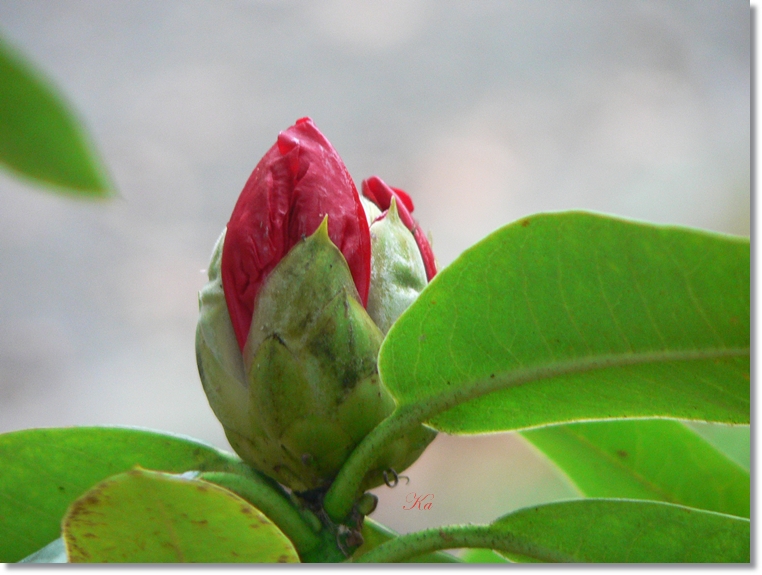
<box><xmin>197</xmin><ymin>118</ymin><xmax>436</xmax><ymax>493</ymax></box>
<box><xmin>222</xmin><ymin>117</ymin><xmax>371</xmax><ymax>351</ymax></box>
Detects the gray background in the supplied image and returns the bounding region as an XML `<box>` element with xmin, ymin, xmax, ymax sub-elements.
<box><xmin>0</xmin><ymin>0</ymin><xmax>750</xmax><ymax>535</ymax></box>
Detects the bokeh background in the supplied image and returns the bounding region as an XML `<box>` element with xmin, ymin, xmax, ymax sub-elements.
<box><xmin>0</xmin><ymin>0</ymin><xmax>750</xmax><ymax>536</ymax></box>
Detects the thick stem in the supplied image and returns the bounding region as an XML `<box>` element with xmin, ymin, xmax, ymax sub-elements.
<box><xmin>352</xmin><ymin>524</ymin><xmax>568</xmax><ymax>563</ymax></box>
<box><xmin>323</xmin><ymin>405</ymin><xmax>423</xmax><ymax>522</ymax></box>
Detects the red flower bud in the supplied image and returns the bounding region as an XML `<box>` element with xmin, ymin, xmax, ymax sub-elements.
<box><xmin>222</xmin><ymin>117</ymin><xmax>371</xmax><ymax>350</ymax></box>
<box><xmin>362</xmin><ymin>176</ymin><xmax>437</xmax><ymax>281</ymax></box>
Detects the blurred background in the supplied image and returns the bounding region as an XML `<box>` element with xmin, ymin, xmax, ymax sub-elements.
<box><xmin>0</xmin><ymin>0</ymin><xmax>750</xmax><ymax>536</ymax></box>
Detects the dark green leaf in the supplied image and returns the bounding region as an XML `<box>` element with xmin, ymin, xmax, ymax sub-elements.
<box><xmin>0</xmin><ymin>426</ymin><xmax>246</xmax><ymax>562</ymax></box>
<box><xmin>522</xmin><ymin>419</ymin><xmax>749</xmax><ymax>518</ymax></box>
<box><xmin>380</xmin><ymin>212</ymin><xmax>749</xmax><ymax>433</ymax></box>
<box><xmin>492</xmin><ymin>499</ymin><xmax>749</xmax><ymax>563</ymax></box>
<box><xmin>0</xmin><ymin>35</ymin><xmax>112</xmax><ymax>196</ymax></box>
<box><xmin>62</xmin><ymin>469</ymin><xmax>298</xmax><ymax>562</ymax></box>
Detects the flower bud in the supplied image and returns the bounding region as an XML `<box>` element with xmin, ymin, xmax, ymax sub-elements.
<box><xmin>197</xmin><ymin>119</ymin><xmax>436</xmax><ymax>493</ymax></box>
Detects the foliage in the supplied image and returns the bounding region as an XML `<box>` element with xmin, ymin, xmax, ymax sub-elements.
<box><xmin>0</xmin><ymin>34</ymin><xmax>112</xmax><ymax>197</ymax></box>
<box><xmin>0</xmin><ymin>37</ymin><xmax>749</xmax><ymax>564</ymax></box>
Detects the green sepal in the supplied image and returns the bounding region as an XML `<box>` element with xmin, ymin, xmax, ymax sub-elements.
<box><xmin>367</xmin><ymin>198</ymin><xmax>428</xmax><ymax>334</ymax></box>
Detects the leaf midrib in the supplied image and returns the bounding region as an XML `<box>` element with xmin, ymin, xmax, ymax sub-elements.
<box><xmin>399</xmin><ymin>345</ymin><xmax>750</xmax><ymax>425</ymax></box>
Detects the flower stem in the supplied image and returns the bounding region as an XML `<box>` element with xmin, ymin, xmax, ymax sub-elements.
<box><xmin>323</xmin><ymin>405</ymin><xmax>421</xmax><ymax>523</ymax></box>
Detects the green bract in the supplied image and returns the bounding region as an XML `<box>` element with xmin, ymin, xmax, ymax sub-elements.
<box><xmin>197</xmin><ymin>219</ymin><xmax>435</xmax><ymax>492</ymax></box>
<box><xmin>367</xmin><ymin>198</ymin><xmax>428</xmax><ymax>334</ymax></box>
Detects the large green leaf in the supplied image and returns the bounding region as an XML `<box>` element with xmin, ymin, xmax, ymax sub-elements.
<box><xmin>0</xmin><ymin>35</ymin><xmax>112</xmax><ymax>196</ymax></box>
<box><xmin>0</xmin><ymin>426</ymin><xmax>247</xmax><ymax>562</ymax></box>
<box><xmin>356</xmin><ymin>499</ymin><xmax>749</xmax><ymax>563</ymax></box>
<box><xmin>492</xmin><ymin>499</ymin><xmax>749</xmax><ymax>563</ymax></box>
<box><xmin>62</xmin><ymin>469</ymin><xmax>298</xmax><ymax>562</ymax></box>
<box><xmin>379</xmin><ymin>212</ymin><xmax>749</xmax><ymax>433</ymax></box>
<box><xmin>522</xmin><ymin>420</ymin><xmax>749</xmax><ymax>518</ymax></box>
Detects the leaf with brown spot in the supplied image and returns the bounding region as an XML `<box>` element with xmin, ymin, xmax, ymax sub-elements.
<box><xmin>62</xmin><ymin>469</ymin><xmax>299</xmax><ymax>563</ymax></box>
<box><xmin>0</xmin><ymin>426</ymin><xmax>250</xmax><ymax>562</ymax></box>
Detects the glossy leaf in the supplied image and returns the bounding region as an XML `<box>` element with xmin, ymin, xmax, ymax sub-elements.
<box><xmin>492</xmin><ymin>499</ymin><xmax>749</xmax><ymax>563</ymax></box>
<box><xmin>62</xmin><ymin>469</ymin><xmax>298</xmax><ymax>562</ymax></box>
<box><xmin>0</xmin><ymin>426</ymin><xmax>248</xmax><ymax>562</ymax></box>
<box><xmin>522</xmin><ymin>420</ymin><xmax>749</xmax><ymax>518</ymax></box>
<box><xmin>0</xmin><ymin>35</ymin><xmax>112</xmax><ymax>196</ymax></box>
<box><xmin>379</xmin><ymin>212</ymin><xmax>749</xmax><ymax>434</ymax></box>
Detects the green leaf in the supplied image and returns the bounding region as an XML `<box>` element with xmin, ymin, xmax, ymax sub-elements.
<box><xmin>62</xmin><ymin>469</ymin><xmax>299</xmax><ymax>562</ymax></box>
<box><xmin>356</xmin><ymin>499</ymin><xmax>749</xmax><ymax>563</ymax></box>
<box><xmin>459</xmin><ymin>548</ymin><xmax>511</xmax><ymax>563</ymax></box>
<box><xmin>522</xmin><ymin>419</ymin><xmax>749</xmax><ymax>518</ymax></box>
<box><xmin>492</xmin><ymin>499</ymin><xmax>749</xmax><ymax>563</ymax></box>
<box><xmin>379</xmin><ymin>212</ymin><xmax>749</xmax><ymax>433</ymax></box>
<box><xmin>0</xmin><ymin>35</ymin><xmax>113</xmax><ymax>197</ymax></box>
<box><xmin>0</xmin><ymin>426</ymin><xmax>248</xmax><ymax>562</ymax></box>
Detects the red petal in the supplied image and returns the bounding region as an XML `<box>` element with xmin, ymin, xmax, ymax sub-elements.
<box><xmin>222</xmin><ymin>118</ymin><xmax>371</xmax><ymax>350</ymax></box>
<box><xmin>390</xmin><ymin>186</ymin><xmax>415</xmax><ymax>212</ymax></box>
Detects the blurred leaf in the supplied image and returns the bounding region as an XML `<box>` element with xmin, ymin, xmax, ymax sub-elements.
<box><xmin>0</xmin><ymin>35</ymin><xmax>113</xmax><ymax>196</ymax></box>
<box><xmin>62</xmin><ymin>469</ymin><xmax>298</xmax><ymax>562</ymax></box>
<box><xmin>685</xmin><ymin>422</ymin><xmax>750</xmax><ymax>471</ymax></box>
<box><xmin>379</xmin><ymin>212</ymin><xmax>749</xmax><ymax>433</ymax></box>
<box><xmin>522</xmin><ymin>420</ymin><xmax>749</xmax><ymax>518</ymax></box>
<box><xmin>353</xmin><ymin>518</ymin><xmax>460</xmax><ymax>563</ymax></box>
<box><xmin>491</xmin><ymin>499</ymin><xmax>749</xmax><ymax>563</ymax></box>
<box><xmin>0</xmin><ymin>426</ymin><xmax>247</xmax><ymax>562</ymax></box>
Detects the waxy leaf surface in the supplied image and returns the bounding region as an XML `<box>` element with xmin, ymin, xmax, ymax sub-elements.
<box><xmin>63</xmin><ymin>469</ymin><xmax>298</xmax><ymax>562</ymax></box>
<box><xmin>522</xmin><ymin>419</ymin><xmax>749</xmax><ymax>518</ymax></box>
<box><xmin>0</xmin><ymin>426</ymin><xmax>244</xmax><ymax>562</ymax></box>
<box><xmin>379</xmin><ymin>212</ymin><xmax>749</xmax><ymax>433</ymax></box>
<box><xmin>0</xmin><ymin>36</ymin><xmax>112</xmax><ymax>196</ymax></box>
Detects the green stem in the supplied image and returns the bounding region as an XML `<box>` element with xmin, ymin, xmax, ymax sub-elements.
<box><xmin>352</xmin><ymin>524</ymin><xmax>568</xmax><ymax>563</ymax></box>
<box><xmin>324</xmin><ymin>347</ymin><xmax>748</xmax><ymax>522</ymax></box>
<box><xmin>323</xmin><ymin>405</ymin><xmax>422</xmax><ymax>522</ymax></box>
<box><xmin>198</xmin><ymin>471</ymin><xmax>322</xmax><ymax>554</ymax></box>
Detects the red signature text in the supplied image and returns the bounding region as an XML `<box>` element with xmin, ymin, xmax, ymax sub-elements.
<box><xmin>403</xmin><ymin>492</ymin><xmax>433</xmax><ymax>510</ymax></box>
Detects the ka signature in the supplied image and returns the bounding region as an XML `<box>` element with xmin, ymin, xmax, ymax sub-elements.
<box><xmin>403</xmin><ymin>492</ymin><xmax>433</xmax><ymax>511</ymax></box>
